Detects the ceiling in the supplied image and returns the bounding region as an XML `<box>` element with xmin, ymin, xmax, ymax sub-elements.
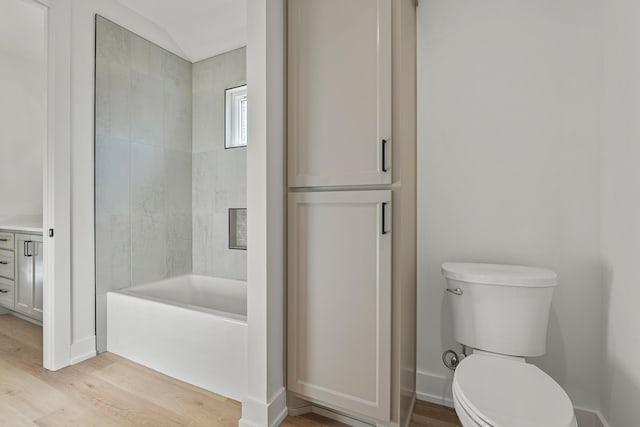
<box><xmin>0</xmin><ymin>0</ymin><xmax>45</xmax><ymax>63</ymax></box>
<box><xmin>116</xmin><ymin>0</ymin><xmax>247</xmax><ymax>63</ymax></box>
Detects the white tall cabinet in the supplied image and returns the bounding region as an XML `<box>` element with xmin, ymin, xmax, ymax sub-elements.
<box><xmin>286</xmin><ymin>0</ymin><xmax>417</xmax><ymax>425</ymax></box>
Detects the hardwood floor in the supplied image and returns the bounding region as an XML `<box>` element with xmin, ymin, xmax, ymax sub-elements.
<box><xmin>0</xmin><ymin>314</ymin><xmax>459</xmax><ymax>426</ymax></box>
<box><xmin>410</xmin><ymin>400</ymin><xmax>460</xmax><ymax>427</ymax></box>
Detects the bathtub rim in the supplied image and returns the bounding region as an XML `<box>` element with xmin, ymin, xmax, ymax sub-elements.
<box><xmin>109</xmin><ymin>274</ymin><xmax>248</xmax><ymax>325</ymax></box>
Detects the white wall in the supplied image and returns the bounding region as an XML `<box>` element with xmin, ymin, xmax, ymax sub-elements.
<box><xmin>599</xmin><ymin>0</ymin><xmax>640</xmax><ymax>425</ymax></box>
<box><xmin>0</xmin><ymin>52</ymin><xmax>45</xmax><ymax>218</ymax></box>
<box><xmin>0</xmin><ymin>0</ymin><xmax>46</xmax><ymax>220</ymax></box>
<box><xmin>417</xmin><ymin>0</ymin><xmax>602</xmax><ymax>413</ymax></box>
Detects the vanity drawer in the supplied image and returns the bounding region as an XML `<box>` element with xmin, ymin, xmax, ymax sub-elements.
<box><xmin>0</xmin><ymin>232</ymin><xmax>14</xmax><ymax>251</ymax></box>
<box><xmin>0</xmin><ymin>277</ymin><xmax>14</xmax><ymax>309</ymax></box>
<box><xmin>0</xmin><ymin>250</ymin><xmax>14</xmax><ymax>280</ymax></box>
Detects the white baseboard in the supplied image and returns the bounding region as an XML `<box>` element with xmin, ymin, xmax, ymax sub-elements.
<box><xmin>240</xmin><ymin>387</ymin><xmax>288</xmax><ymax>427</ymax></box>
<box><xmin>8</xmin><ymin>311</ymin><xmax>43</xmax><ymax>326</ymax></box>
<box><xmin>287</xmin><ymin>406</ymin><xmax>312</xmax><ymax>417</ymax></box>
<box><xmin>416</xmin><ymin>370</ymin><xmax>454</xmax><ymax>407</ymax></box>
<box><xmin>70</xmin><ymin>335</ymin><xmax>96</xmax><ymax>364</ymax></box>
<box><xmin>600</xmin><ymin>413</ymin><xmax>612</xmax><ymax>427</ymax></box>
<box><xmin>575</xmin><ymin>407</ymin><xmax>613</xmax><ymax>427</ymax></box>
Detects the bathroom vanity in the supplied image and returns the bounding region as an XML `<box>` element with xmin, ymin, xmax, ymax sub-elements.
<box><xmin>0</xmin><ymin>222</ymin><xmax>44</xmax><ymax>323</ymax></box>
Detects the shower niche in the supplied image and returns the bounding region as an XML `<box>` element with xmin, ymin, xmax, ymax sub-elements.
<box><xmin>228</xmin><ymin>208</ymin><xmax>247</xmax><ymax>250</ymax></box>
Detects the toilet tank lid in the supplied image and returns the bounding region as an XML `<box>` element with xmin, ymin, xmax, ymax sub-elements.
<box><xmin>442</xmin><ymin>263</ymin><xmax>557</xmax><ymax>287</ymax></box>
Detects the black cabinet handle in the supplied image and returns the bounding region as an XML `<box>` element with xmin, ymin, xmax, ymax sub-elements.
<box><xmin>382</xmin><ymin>139</ymin><xmax>389</xmax><ymax>172</ymax></box>
<box><xmin>382</xmin><ymin>202</ymin><xmax>388</xmax><ymax>235</ymax></box>
<box><xmin>24</xmin><ymin>241</ymin><xmax>33</xmax><ymax>257</ymax></box>
<box><xmin>0</xmin><ymin>261</ymin><xmax>7</xmax><ymax>265</ymax></box>
<box><xmin>0</xmin><ymin>289</ymin><xmax>8</xmax><ymax>294</ymax></box>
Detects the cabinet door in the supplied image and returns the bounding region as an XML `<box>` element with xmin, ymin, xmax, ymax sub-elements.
<box><xmin>288</xmin><ymin>190</ymin><xmax>391</xmax><ymax>420</ymax></box>
<box><xmin>15</xmin><ymin>235</ymin><xmax>34</xmax><ymax>317</ymax></box>
<box><xmin>288</xmin><ymin>0</ymin><xmax>392</xmax><ymax>188</ymax></box>
<box><xmin>15</xmin><ymin>234</ymin><xmax>43</xmax><ymax>321</ymax></box>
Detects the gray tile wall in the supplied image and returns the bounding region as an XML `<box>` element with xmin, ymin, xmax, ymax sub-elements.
<box><xmin>95</xmin><ymin>19</ymin><xmax>247</xmax><ymax>351</ymax></box>
<box><xmin>192</xmin><ymin>48</ymin><xmax>247</xmax><ymax>280</ymax></box>
<box><xmin>95</xmin><ymin>16</ymin><xmax>193</xmax><ymax>351</ymax></box>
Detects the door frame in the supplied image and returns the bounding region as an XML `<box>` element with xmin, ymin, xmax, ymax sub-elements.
<box><xmin>26</xmin><ymin>0</ymin><xmax>73</xmax><ymax>371</ymax></box>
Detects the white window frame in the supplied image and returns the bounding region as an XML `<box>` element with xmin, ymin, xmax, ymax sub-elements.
<box><xmin>225</xmin><ymin>84</ymin><xmax>248</xmax><ymax>149</ymax></box>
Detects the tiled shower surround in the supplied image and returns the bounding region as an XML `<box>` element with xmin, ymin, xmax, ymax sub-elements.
<box><xmin>192</xmin><ymin>48</ymin><xmax>247</xmax><ymax>279</ymax></box>
<box><xmin>95</xmin><ymin>17</ymin><xmax>246</xmax><ymax>351</ymax></box>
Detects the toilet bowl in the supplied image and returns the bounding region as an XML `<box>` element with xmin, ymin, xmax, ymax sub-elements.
<box><xmin>451</xmin><ymin>354</ymin><xmax>577</xmax><ymax>427</ymax></box>
<box><xmin>441</xmin><ymin>263</ymin><xmax>577</xmax><ymax>427</ymax></box>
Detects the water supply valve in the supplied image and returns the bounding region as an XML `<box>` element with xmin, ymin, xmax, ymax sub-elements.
<box><xmin>442</xmin><ymin>345</ymin><xmax>467</xmax><ymax>370</ymax></box>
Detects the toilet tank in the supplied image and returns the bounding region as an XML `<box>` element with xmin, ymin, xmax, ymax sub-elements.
<box><xmin>442</xmin><ymin>263</ymin><xmax>557</xmax><ymax>357</ymax></box>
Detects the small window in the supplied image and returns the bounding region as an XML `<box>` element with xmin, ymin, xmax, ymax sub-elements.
<box><xmin>225</xmin><ymin>85</ymin><xmax>248</xmax><ymax>149</ymax></box>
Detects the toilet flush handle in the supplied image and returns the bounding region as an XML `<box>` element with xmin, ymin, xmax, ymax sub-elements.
<box><xmin>446</xmin><ymin>288</ymin><xmax>463</xmax><ymax>296</ymax></box>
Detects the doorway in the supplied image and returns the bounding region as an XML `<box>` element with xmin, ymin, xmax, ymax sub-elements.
<box><xmin>0</xmin><ymin>0</ymin><xmax>72</xmax><ymax>371</ymax></box>
<box><xmin>0</xmin><ymin>0</ymin><xmax>47</xmax><ymax>365</ymax></box>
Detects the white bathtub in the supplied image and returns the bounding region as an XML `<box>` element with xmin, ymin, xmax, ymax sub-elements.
<box><xmin>107</xmin><ymin>274</ymin><xmax>247</xmax><ymax>401</ymax></box>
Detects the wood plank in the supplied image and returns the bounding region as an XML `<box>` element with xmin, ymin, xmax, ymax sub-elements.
<box><xmin>0</xmin><ymin>314</ymin><xmax>461</xmax><ymax>427</ymax></box>
<box><xmin>0</xmin><ymin>398</ymin><xmax>38</xmax><ymax>426</ymax></box>
<box><xmin>35</xmin><ymin>405</ymin><xmax>138</xmax><ymax>427</ymax></box>
<box><xmin>0</xmin><ymin>313</ymin><xmax>42</xmax><ymax>351</ymax></box>
<box><xmin>0</xmin><ymin>358</ymin><xmax>71</xmax><ymax>420</ymax></box>
<box><xmin>411</xmin><ymin>400</ymin><xmax>461</xmax><ymax>427</ymax></box>
<box><xmin>98</xmin><ymin>352</ymin><xmax>229</xmax><ymax>402</ymax></box>
<box><xmin>91</xmin><ymin>362</ymin><xmax>241</xmax><ymax>426</ymax></box>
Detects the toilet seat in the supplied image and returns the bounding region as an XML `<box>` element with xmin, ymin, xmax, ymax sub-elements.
<box><xmin>452</xmin><ymin>354</ymin><xmax>576</xmax><ymax>427</ymax></box>
<box><xmin>453</xmin><ymin>381</ymin><xmax>492</xmax><ymax>427</ymax></box>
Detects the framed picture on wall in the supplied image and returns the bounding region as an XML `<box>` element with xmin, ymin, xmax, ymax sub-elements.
<box><xmin>225</xmin><ymin>85</ymin><xmax>248</xmax><ymax>149</ymax></box>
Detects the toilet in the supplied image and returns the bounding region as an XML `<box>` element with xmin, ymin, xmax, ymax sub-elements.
<box><xmin>442</xmin><ymin>262</ymin><xmax>577</xmax><ymax>427</ymax></box>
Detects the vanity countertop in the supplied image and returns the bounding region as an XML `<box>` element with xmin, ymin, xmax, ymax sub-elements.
<box><xmin>0</xmin><ymin>217</ymin><xmax>44</xmax><ymax>234</ymax></box>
